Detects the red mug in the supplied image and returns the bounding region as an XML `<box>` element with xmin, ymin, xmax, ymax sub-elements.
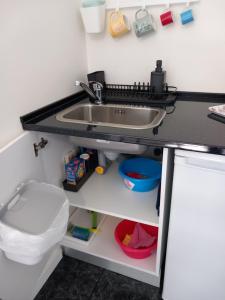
<box><xmin>160</xmin><ymin>11</ymin><xmax>173</xmax><ymax>26</ymax></box>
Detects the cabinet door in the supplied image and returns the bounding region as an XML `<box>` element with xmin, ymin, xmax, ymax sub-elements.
<box><xmin>0</xmin><ymin>132</ymin><xmax>73</xmax><ymax>300</ymax></box>
<box><xmin>0</xmin><ymin>131</ymin><xmax>76</xmax><ymax>205</ymax></box>
<box><xmin>0</xmin><ymin>132</ymin><xmax>46</xmax><ymax>206</ymax></box>
<box><xmin>163</xmin><ymin>150</ymin><xmax>225</xmax><ymax>300</ymax></box>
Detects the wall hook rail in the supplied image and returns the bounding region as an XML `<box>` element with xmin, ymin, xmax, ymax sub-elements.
<box><xmin>106</xmin><ymin>0</ymin><xmax>199</xmax><ymax>10</ymax></box>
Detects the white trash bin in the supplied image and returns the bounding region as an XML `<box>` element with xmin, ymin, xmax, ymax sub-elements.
<box><xmin>0</xmin><ymin>181</ymin><xmax>69</xmax><ymax>265</ymax></box>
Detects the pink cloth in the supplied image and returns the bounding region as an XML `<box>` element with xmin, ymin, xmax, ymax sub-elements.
<box><xmin>128</xmin><ymin>223</ymin><xmax>156</xmax><ymax>249</ymax></box>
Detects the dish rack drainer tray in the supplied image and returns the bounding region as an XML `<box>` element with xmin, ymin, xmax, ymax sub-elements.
<box><xmin>102</xmin><ymin>83</ymin><xmax>177</xmax><ymax>106</ymax></box>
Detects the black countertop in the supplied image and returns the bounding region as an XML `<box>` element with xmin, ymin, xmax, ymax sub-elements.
<box><xmin>21</xmin><ymin>91</ymin><xmax>225</xmax><ymax>154</ymax></box>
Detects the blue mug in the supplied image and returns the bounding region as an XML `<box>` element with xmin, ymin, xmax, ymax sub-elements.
<box><xmin>180</xmin><ymin>9</ymin><xmax>194</xmax><ymax>25</ymax></box>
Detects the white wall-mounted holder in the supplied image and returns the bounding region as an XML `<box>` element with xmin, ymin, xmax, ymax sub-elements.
<box><xmin>106</xmin><ymin>0</ymin><xmax>199</xmax><ymax>10</ymax></box>
<box><xmin>80</xmin><ymin>3</ymin><xmax>106</xmax><ymax>33</ymax></box>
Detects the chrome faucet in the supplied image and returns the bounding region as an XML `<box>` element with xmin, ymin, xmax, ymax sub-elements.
<box><xmin>75</xmin><ymin>80</ymin><xmax>103</xmax><ymax>105</ymax></box>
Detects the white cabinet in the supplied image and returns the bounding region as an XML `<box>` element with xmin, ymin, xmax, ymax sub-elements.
<box><xmin>0</xmin><ymin>131</ymin><xmax>174</xmax><ymax>299</ymax></box>
<box><xmin>163</xmin><ymin>150</ymin><xmax>225</xmax><ymax>300</ymax></box>
<box><xmin>62</xmin><ymin>148</ymin><xmax>174</xmax><ymax>287</ymax></box>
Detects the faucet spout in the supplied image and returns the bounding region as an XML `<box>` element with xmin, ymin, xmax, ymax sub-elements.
<box><xmin>75</xmin><ymin>80</ymin><xmax>104</xmax><ymax>105</ymax></box>
<box><xmin>75</xmin><ymin>81</ymin><xmax>97</xmax><ymax>100</ymax></box>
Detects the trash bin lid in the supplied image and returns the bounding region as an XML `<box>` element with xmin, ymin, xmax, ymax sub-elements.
<box><xmin>1</xmin><ymin>181</ymin><xmax>68</xmax><ymax>235</ymax></box>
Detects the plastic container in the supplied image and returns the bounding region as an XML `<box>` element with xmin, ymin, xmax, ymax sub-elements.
<box><xmin>114</xmin><ymin>220</ymin><xmax>158</xmax><ymax>259</ymax></box>
<box><xmin>119</xmin><ymin>158</ymin><xmax>162</xmax><ymax>192</ymax></box>
<box><xmin>80</xmin><ymin>3</ymin><xmax>106</xmax><ymax>33</ymax></box>
<box><xmin>0</xmin><ymin>181</ymin><xmax>69</xmax><ymax>265</ymax></box>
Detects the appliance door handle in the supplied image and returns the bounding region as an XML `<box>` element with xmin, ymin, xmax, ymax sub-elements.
<box><xmin>176</xmin><ymin>156</ymin><xmax>225</xmax><ymax>173</ymax></box>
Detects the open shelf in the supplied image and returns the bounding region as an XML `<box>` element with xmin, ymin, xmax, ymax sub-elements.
<box><xmin>65</xmin><ymin>162</ymin><xmax>159</xmax><ymax>227</ymax></box>
<box><xmin>62</xmin><ymin>215</ymin><xmax>157</xmax><ymax>276</ymax></box>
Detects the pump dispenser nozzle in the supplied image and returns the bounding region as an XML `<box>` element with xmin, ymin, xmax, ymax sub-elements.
<box><xmin>156</xmin><ymin>60</ymin><xmax>163</xmax><ymax>72</ymax></box>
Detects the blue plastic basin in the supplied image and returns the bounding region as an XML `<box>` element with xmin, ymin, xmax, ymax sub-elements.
<box><xmin>119</xmin><ymin>158</ymin><xmax>162</xmax><ymax>192</ymax></box>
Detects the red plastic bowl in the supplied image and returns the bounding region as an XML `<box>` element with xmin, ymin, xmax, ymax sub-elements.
<box><xmin>114</xmin><ymin>220</ymin><xmax>158</xmax><ymax>259</ymax></box>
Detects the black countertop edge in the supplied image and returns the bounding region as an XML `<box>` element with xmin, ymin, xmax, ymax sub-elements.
<box><xmin>177</xmin><ymin>91</ymin><xmax>225</xmax><ymax>101</ymax></box>
<box><xmin>20</xmin><ymin>90</ymin><xmax>225</xmax><ymax>127</ymax></box>
<box><xmin>23</xmin><ymin>123</ymin><xmax>225</xmax><ymax>155</ymax></box>
<box><xmin>20</xmin><ymin>91</ymin><xmax>86</xmax><ymax>125</ymax></box>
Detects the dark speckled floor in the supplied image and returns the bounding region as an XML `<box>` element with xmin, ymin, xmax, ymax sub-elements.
<box><xmin>35</xmin><ymin>256</ymin><xmax>161</xmax><ymax>300</ymax></box>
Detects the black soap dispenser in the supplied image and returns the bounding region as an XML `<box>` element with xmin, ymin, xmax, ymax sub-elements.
<box><xmin>150</xmin><ymin>60</ymin><xmax>166</xmax><ymax>95</ymax></box>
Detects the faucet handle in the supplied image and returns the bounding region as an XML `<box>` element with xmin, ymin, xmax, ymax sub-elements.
<box><xmin>88</xmin><ymin>81</ymin><xmax>103</xmax><ymax>90</ymax></box>
<box><xmin>89</xmin><ymin>81</ymin><xmax>103</xmax><ymax>104</ymax></box>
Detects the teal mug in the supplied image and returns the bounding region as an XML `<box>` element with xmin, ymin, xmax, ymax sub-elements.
<box><xmin>180</xmin><ymin>9</ymin><xmax>194</xmax><ymax>25</ymax></box>
<box><xmin>133</xmin><ymin>9</ymin><xmax>156</xmax><ymax>38</ymax></box>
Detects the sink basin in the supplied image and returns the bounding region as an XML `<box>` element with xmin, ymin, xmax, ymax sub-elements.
<box><xmin>56</xmin><ymin>102</ymin><xmax>166</xmax><ymax>155</ymax></box>
<box><xmin>56</xmin><ymin>102</ymin><xmax>166</xmax><ymax>130</ymax></box>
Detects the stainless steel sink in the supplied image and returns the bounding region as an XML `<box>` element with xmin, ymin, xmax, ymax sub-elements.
<box><xmin>56</xmin><ymin>102</ymin><xmax>166</xmax><ymax>130</ymax></box>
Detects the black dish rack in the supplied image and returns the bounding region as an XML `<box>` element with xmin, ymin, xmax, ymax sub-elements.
<box><xmin>102</xmin><ymin>83</ymin><xmax>177</xmax><ymax>106</ymax></box>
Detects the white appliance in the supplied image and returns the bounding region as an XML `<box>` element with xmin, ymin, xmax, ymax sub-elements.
<box><xmin>163</xmin><ymin>150</ymin><xmax>225</xmax><ymax>300</ymax></box>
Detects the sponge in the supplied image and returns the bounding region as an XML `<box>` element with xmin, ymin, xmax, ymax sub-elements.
<box><xmin>72</xmin><ymin>226</ymin><xmax>90</xmax><ymax>241</ymax></box>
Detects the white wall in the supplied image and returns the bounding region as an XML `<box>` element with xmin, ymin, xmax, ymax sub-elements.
<box><xmin>0</xmin><ymin>0</ymin><xmax>87</xmax><ymax>148</ymax></box>
<box><xmin>86</xmin><ymin>0</ymin><xmax>225</xmax><ymax>93</ymax></box>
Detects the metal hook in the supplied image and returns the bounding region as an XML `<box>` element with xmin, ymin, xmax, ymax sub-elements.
<box><xmin>116</xmin><ymin>0</ymin><xmax>120</xmax><ymax>12</ymax></box>
<box><xmin>166</xmin><ymin>0</ymin><xmax>170</xmax><ymax>9</ymax></box>
<box><xmin>186</xmin><ymin>1</ymin><xmax>190</xmax><ymax>8</ymax></box>
<box><xmin>142</xmin><ymin>0</ymin><xmax>147</xmax><ymax>10</ymax></box>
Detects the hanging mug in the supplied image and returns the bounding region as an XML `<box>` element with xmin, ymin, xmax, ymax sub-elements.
<box><xmin>133</xmin><ymin>9</ymin><xmax>156</xmax><ymax>37</ymax></box>
<box><xmin>109</xmin><ymin>10</ymin><xmax>130</xmax><ymax>38</ymax></box>
<box><xmin>160</xmin><ymin>10</ymin><xmax>173</xmax><ymax>26</ymax></box>
<box><xmin>180</xmin><ymin>8</ymin><xmax>194</xmax><ymax>25</ymax></box>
